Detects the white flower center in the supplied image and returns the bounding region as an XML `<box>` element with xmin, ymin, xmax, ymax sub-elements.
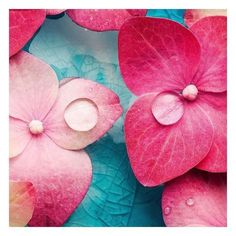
<box><xmin>182</xmin><ymin>84</ymin><xmax>198</xmax><ymax>101</ymax></box>
<box><xmin>29</xmin><ymin>120</ymin><xmax>44</xmax><ymax>135</ymax></box>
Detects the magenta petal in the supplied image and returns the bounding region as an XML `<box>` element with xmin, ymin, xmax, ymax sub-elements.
<box><xmin>10</xmin><ymin>135</ymin><xmax>92</xmax><ymax>226</ymax></box>
<box><xmin>184</xmin><ymin>9</ymin><xmax>227</xmax><ymax>27</ymax></box>
<box><xmin>9</xmin><ymin>117</ymin><xmax>32</xmax><ymax>158</ymax></box>
<box><xmin>10</xmin><ymin>10</ymin><xmax>46</xmax><ymax>57</ymax></box>
<box><xmin>151</xmin><ymin>92</ymin><xmax>184</xmax><ymax>125</ymax></box>
<box><xmin>118</xmin><ymin>17</ymin><xmax>201</xmax><ymax>96</ymax></box>
<box><xmin>46</xmin><ymin>9</ymin><xmax>65</xmax><ymax>15</ymax></box>
<box><xmin>10</xmin><ymin>51</ymin><xmax>58</xmax><ymax>122</ymax></box>
<box><xmin>162</xmin><ymin>170</ymin><xmax>227</xmax><ymax>227</ymax></box>
<box><xmin>66</xmin><ymin>9</ymin><xmax>147</xmax><ymax>31</ymax></box>
<box><xmin>191</xmin><ymin>16</ymin><xmax>227</xmax><ymax>92</ymax></box>
<box><xmin>10</xmin><ymin>181</ymin><xmax>36</xmax><ymax>227</ymax></box>
<box><xmin>44</xmin><ymin>78</ymin><xmax>122</xmax><ymax>150</ymax></box>
<box><xmin>196</xmin><ymin>92</ymin><xmax>227</xmax><ymax>172</ymax></box>
<box><xmin>125</xmin><ymin>94</ymin><xmax>214</xmax><ymax>186</ymax></box>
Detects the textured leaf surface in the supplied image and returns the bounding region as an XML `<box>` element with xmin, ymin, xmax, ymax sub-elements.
<box><xmin>64</xmin><ymin>135</ymin><xmax>165</xmax><ymax>227</ymax></box>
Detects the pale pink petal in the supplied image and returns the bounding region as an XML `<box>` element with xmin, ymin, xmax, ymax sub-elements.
<box><xmin>9</xmin><ymin>117</ymin><xmax>32</xmax><ymax>158</ymax></box>
<box><xmin>118</xmin><ymin>17</ymin><xmax>201</xmax><ymax>96</ymax></box>
<box><xmin>10</xmin><ymin>10</ymin><xmax>46</xmax><ymax>57</ymax></box>
<box><xmin>10</xmin><ymin>135</ymin><xmax>92</xmax><ymax>226</ymax></box>
<box><xmin>196</xmin><ymin>92</ymin><xmax>227</xmax><ymax>172</ymax></box>
<box><xmin>162</xmin><ymin>170</ymin><xmax>227</xmax><ymax>227</ymax></box>
<box><xmin>66</xmin><ymin>9</ymin><xmax>147</xmax><ymax>31</ymax></box>
<box><xmin>184</xmin><ymin>9</ymin><xmax>227</xmax><ymax>27</ymax></box>
<box><xmin>151</xmin><ymin>92</ymin><xmax>184</xmax><ymax>125</ymax></box>
<box><xmin>44</xmin><ymin>78</ymin><xmax>122</xmax><ymax>150</ymax></box>
<box><xmin>10</xmin><ymin>51</ymin><xmax>59</xmax><ymax>122</ymax></box>
<box><xmin>46</xmin><ymin>9</ymin><xmax>65</xmax><ymax>15</ymax></box>
<box><xmin>9</xmin><ymin>181</ymin><xmax>36</xmax><ymax>227</ymax></box>
<box><xmin>124</xmin><ymin>94</ymin><xmax>214</xmax><ymax>186</ymax></box>
<box><xmin>191</xmin><ymin>16</ymin><xmax>227</xmax><ymax>92</ymax></box>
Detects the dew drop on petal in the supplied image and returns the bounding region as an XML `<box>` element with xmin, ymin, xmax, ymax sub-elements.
<box><xmin>64</xmin><ymin>98</ymin><xmax>99</xmax><ymax>132</ymax></box>
<box><xmin>164</xmin><ymin>206</ymin><xmax>171</xmax><ymax>215</ymax></box>
<box><xmin>186</xmin><ymin>197</ymin><xmax>195</xmax><ymax>206</ymax></box>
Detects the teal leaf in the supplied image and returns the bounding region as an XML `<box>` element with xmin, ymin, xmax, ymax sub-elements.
<box><xmin>147</xmin><ymin>9</ymin><xmax>186</xmax><ymax>25</ymax></box>
<box><xmin>64</xmin><ymin>134</ymin><xmax>165</xmax><ymax>227</ymax></box>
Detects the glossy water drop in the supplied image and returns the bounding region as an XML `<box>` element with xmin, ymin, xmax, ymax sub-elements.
<box><xmin>164</xmin><ymin>206</ymin><xmax>171</xmax><ymax>215</ymax></box>
<box><xmin>186</xmin><ymin>198</ymin><xmax>195</xmax><ymax>206</ymax></box>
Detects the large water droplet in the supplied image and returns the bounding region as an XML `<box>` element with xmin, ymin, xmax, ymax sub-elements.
<box><xmin>164</xmin><ymin>206</ymin><xmax>171</xmax><ymax>215</ymax></box>
<box><xmin>186</xmin><ymin>198</ymin><xmax>195</xmax><ymax>206</ymax></box>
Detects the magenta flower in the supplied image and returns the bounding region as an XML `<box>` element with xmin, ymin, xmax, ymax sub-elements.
<box><xmin>118</xmin><ymin>16</ymin><xmax>226</xmax><ymax>186</ymax></box>
<box><xmin>162</xmin><ymin>170</ymin><xmax>226</xmax><ymax>227</ymax></box>
<box><xmin>10</xmin><ymin>9</ymin><xmax>147</xmax><ymax>57</ymax></box>
<box><xmin>9</xmin><ymin>51</ymin><xmax>122</xmax><ymax>226</ymax></box>
<box><xmin>67</xmin><ymin>9</ymin><xmax>147</xmax><ymax>31</ymax></box>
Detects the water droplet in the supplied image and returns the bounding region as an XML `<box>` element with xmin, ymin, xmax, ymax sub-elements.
<box><xmin>164</xmin><ymin>206</ymin><xmax>171</xmax><ymax>215</ymax></box>
<box><xmin>89</xmin><ymin>87</ymin><xmax>93</xmax><ymax>93</ymax></box>
<box><xmin>186</xmin><ymin>198</ymin><xmax>195</xmax><ymax>206</ymax></box>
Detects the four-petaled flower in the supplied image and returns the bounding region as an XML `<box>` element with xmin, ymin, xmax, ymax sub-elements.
<box><xmin>9</xmin><ymin>51</ymin><xmax>122</xmax><ymax>226</ymax></box>
<box><xmin>118</xmin><ymin>16</ymin><xmax>226</xmax><ymax>186</ymax></box>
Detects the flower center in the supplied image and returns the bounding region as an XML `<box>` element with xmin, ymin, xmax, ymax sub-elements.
<box><xmin>182</xmin><ymin>84</ymin><xmax>198</xmax><ymax>101</ymax></box>
<box><xmin>29</xmin><ymin>120</ymin><xmax>44</xmax><ymax>135</ymax></box>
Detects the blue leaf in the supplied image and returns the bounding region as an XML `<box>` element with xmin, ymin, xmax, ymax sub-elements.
<box><xmin>147</xmin><ymin>9</ymin><xmax>186</xmax><ymax>25</ymax></box>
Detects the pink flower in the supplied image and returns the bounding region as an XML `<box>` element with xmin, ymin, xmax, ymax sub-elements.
<box><xmin>162</xmin><ymin>170</ymin><xmax>226</xmax><ymax>227</ymax></box>
<box><xmin>118</xmin><ymin>16</ymin><xmax>226</xmax><ymax>186</ymax></box>
<box><xmin>9</xmin><ymin>181</ymin><xmax>36</xmax><ymax>227</ymax></box>
<box><xmin>67</xmin><ymin>9</ymin><xmax>147</xmax><ymax>31</ymax></box>
<box><xmin>9</xmin><ymin>51</ymin><xmax>122</xmax><ymax>226</ymax></box>
<box><xmin>9</xmin><ymin>9</ymin><xmax>147</xmax><ymax>57</ymax></box>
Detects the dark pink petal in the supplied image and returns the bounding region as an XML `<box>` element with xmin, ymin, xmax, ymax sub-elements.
<box><xmin>118</xmin><ymin>17</ymin><xmax>201</xmax><ymax>96</ymax></box>
<box><xmin>191</xmin><ymin>16</ymin><xmax>227</xmax><ymax>92</ymax></box>
<box><xmin>196</xmin><ymin>92</ymin><xmax>227</xmax><ymax>172</ymax></box>
<box><xmin>10</xmin><ymin>51</ymin><xmax>58</xmax><ymax>122</ymax></box>
<box><xmin>184</xmin><ymin>9</ymin><xmax>227</xmax><ymax>27</ymax></box>
<box><xmin>124</xmin><ymin>94</ymin><xmax>214</xmax><ymax>186</ymax></box>
<box><xmin>66</xmin><ymin>9</ymin><xmax>147</xmax><ymax>31</ymax></box>
<box><xmin>44</xmin><ymin>78</ymin><xmax>122</xmax><ymax>150</ymax></box>
<box><xmin>10</xmin><ymin>134</ymin><xmax>92</xmax><ymax>226</ymax></box>
<box><xmin>10</xmin><ymin>10</ymin><xmax>46</xmax><ymax>57</ymax></box>
<box><xmin>151</xmin><ymin>92</ymin><xmax>184</xmax><ymax>125</ymax></box>
<box><xmin>9</xmin><ymin>181</ymin><xmax>36</xmax><ymax>227</ymax></box>
<box><xmin>46</xmin><ymin>9</ymin><xmax>65</xmax><ymax>15</ymax></box>
<box><xmin>9</xmin><ymin>117</ymin><xmax>32</xmax><ymax>158</ymax></box>
<box><xmin>162</xmin><ymin>170</ymin><xmax>227</xmax><ymax>227</ymax></box>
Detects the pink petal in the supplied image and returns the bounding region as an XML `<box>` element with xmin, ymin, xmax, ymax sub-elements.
<box><xmin>46</xmin><ymin>9</ymin><xmax>65</xmax><ymax>15</ymax></box>
<box><xmin>9</xmin><ymin>181</ymin><xmax>36</xmax><ymax>227</ymax></box>
<box><xmin>184</xmin><ymin>9</ymin><xmax>227</xmax><ymax>27</ymax></box>
<box><xmin>124</xmin><ymin>94</ymin><xmax>214</xmax><ymax>186</ymax></box>
<box><xmin>10</xmin><ymin>134</ymin><xmax>92</xmax><ymax>226</ymax></box>
<box><xmin>44</xmin><ymin>78</ymin><xmax>122</xmax><ymax>150</ymax></box>
<box><xmin>118</xmin><ymin>17</ymin><xmax>201</xmax><ymax>96</ymax></box>
<box><xmin>9</xmin><ymin>117</ymin><xmax>32</xmax><ymax>158</ymax></box>
<box><xmin>10</xmin><ymin>10</ymin><xmax>46</xmax><ymax>57</ymax></box>
<box><xmin>191</xmin><ymin>16</ymin><xmax>227</xmax><ymax>92</ymax></box>
<box><xmin>162</xmin><ymin>170</ymin><xmax>227</xmax><ymax>227</ymax></box>
<box><xmin>66</xmin><ymin>9</ymin><xmax>147</xmax><ymax>31</ymax></box>
<box><xmin>10</xmin><ymin>51</ymin><xmax>59</xmax><ymax>122</ymax></box>
<box><xmin>151</xmin><ymin>92</ymin><xmax>184</xmax><ymax>125</ymax></box>
<box><xmin>196</xmin><ymin>92</ymin><xmax>227</xmax><ymax>172</ymax></box>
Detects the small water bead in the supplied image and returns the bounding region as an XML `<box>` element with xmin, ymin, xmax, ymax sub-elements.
<box><xmin>186</xmin><ymin>197</ymin><xmax>195</xmax><ymax>207</ymax></box>
<box><xmin>182</xmin><ymin>84</ymin><xmax>198</xmax><ymax>101</ymax></box>
<box><xmin>164</xmin><ymin>206</ymin><xmax>172</xmax><ymax>215</ymax></box>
